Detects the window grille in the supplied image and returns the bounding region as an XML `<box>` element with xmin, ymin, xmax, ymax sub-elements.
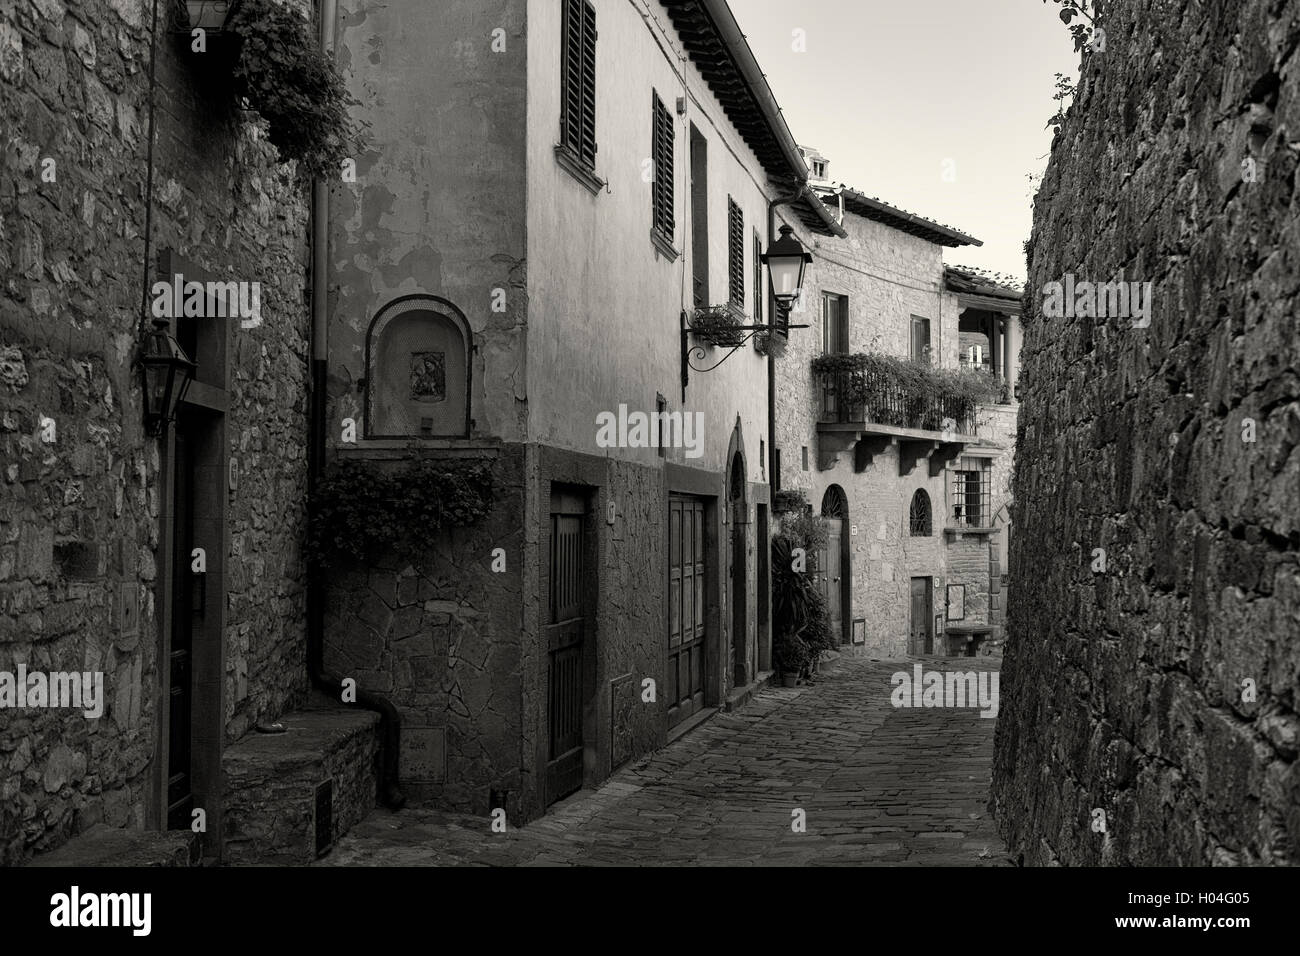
<box><xmin>909</xmin><ymin>489</ymin><xmax>932</xmax><ymax>536</ymax></box>
<box><xmin>951</xmin><ymin>457</ymin><xmax>990</xmax><ymax>527</ymax></box>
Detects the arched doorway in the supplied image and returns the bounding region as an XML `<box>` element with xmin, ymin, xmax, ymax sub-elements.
<box><xmin>819</xmin><ymin>486</ymin><xmax>850</xmax><ymax>646</ymax></box>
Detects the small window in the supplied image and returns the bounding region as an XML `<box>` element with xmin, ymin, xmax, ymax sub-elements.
<box><xmin>909</xmin><ymin>489</ymin><xmax>932</xmax><ymax>536</ymax></box>
<box><xmin>752</xmin><ymin>230</ymin><xmax>763</xmax><ymax>325</ymax></box>
<box><xmin>952</xmin><ymin>457</ymin><xmax>990</xmax><ymax>527</ymax></box>
<box><xmin>650</xmin><ymin>93</ymin><xmax>674</xmax><ymax>244</ymax></box>
<box><xmin>560</xmin><ymin>0</ymin><xmax>598</xmax><ymax>171</ymax></box>
<box><xmin>812</xmin><ymin>160</ymin><xmax>826</xmax><ymax>178</ymax></box>
<box><xmin>728</xmin><ymin>197</ymin><xmax>744</xmax><ymax>311</ymax></box>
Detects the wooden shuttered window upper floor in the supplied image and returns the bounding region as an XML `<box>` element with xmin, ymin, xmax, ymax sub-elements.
<box><xmin>727</xmin><ymin>197</ymin><xmax>744</xmax><ymax>312</ymax></box>
<box><xmin>650</xmin><ymin>92</ymin><xmax>676</xmax><ymax>256</ymax></box>
<box><xmin>557</xmin><ymin>0</ymin><xmax>602</xmax><ymax>193</ymax></box>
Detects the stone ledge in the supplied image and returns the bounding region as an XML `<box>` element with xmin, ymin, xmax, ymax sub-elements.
<box><xmin>222</xmin><ymin>700</ymin><xmax>381</xmax><ymax>865</ymax></box>
<box><xmin>26</xmin><ymin>825</ymin><xmax>201</xmax><ymax>868</ymax></box>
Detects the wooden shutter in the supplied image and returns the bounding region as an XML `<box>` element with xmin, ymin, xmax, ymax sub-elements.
<box><xmin>651</xmin><ymin>93</ymin><xmax>674</xmax><ymax>240</ymax></box>
<box><xmin>561</xmin><ymin>0</ymin><xmax>597</xmax><ymax>169</ymax></box>
<box><xmin>752</xmin><ymin>231</ymin><xmax>763</xmax><ymax>324</ymax></box>
<box><xmin>728</xmin><ymin>197</ymin><xmax>744</xmax><ymax>310</ymax></box>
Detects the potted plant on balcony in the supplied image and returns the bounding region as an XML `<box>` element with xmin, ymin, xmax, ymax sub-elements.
<box><xmin>689</xmin><ymin>303</ymin><xmax>747</xmax><ymax>348</ymax></box>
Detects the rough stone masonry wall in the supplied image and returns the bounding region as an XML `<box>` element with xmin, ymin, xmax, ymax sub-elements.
<box><xmin>993</xmin><ymin>0</ymin><xmax>1300</xmax><ymax>864</ymax></box>
<box><xmin>1</xmin><ymin>0</ymin><xmax>310</xmax><ymax>863</ymax></box>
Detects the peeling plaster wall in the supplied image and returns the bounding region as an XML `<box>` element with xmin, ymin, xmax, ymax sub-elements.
<box><xmin>329</xmin><ymin>0</ymin><xmax>528</xmax><ymax>445</ymax></box>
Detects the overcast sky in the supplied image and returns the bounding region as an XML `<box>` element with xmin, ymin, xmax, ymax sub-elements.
<box><xmin>730</xmin><ymin>0</ymin><xmax>1079</xmax><ymax>281</ymax></box>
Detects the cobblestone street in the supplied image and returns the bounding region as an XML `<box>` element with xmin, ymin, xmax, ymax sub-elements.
<box><xmin>316</xmin><ymin>657</ymin><xmax>1010</xmax><ymax>866</ymax></box>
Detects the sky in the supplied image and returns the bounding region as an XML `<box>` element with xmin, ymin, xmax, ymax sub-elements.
<box><xmin>729</xmin><ymin>0</ymin><xmax>1080</xmax><ymax>281</ymax></box>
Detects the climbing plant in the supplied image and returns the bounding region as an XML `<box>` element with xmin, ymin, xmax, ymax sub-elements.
<box><xmin>307</xmin><ymin>457</ymin><xmax>494</xmax><ymax>567</ymax></box>
<box><xmin>227</xmin><ymin>0</ymin><xmax>366</xmax><ymax>177</ymax></box>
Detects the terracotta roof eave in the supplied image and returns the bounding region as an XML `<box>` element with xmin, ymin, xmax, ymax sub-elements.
<box><xmin>659</xmin><ymin>0</ymin><xmax>809</xmax><ymax>184</ymax></box>
<box><xmin>796</xmin><ymin>183</ymin><xmax>847</xmax><ymax>238</ymax></box>
<box><xmin>829</xmin><ymin>187</ymin><xmax>982</xmax><ymax>247</ymax></box>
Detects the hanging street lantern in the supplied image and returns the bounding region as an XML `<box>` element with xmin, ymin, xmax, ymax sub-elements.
<box><xmin>140</xmin><ymin>318</ymin><xmax>196</xmax><ymax>437</ymax></box>
<box><xmin>680</xmin><ymin>222</ymin><xmax>815</xmax><ymax>395</ymax></box>
<box><xmin>761</xmin><ymin>224</ymin><xmax>813</xmax><ymax>305</ymax></box>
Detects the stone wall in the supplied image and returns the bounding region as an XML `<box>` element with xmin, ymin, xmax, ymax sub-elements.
<box><xmin>1</xmin><ymin>0</ymin><xmax>311</xmax><ymax>863</ymax></box>
<box><xmin>993</xmin><ymin>0</ymin><xmax>1300</xmax><ymax>865</ymax></box>
<box><xmin>322</xmin><ymin>445</ymin><xmax>527</xmax><ymax>817</ymax></box>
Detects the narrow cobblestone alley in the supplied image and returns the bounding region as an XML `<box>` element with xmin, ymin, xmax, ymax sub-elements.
<box><xmin>317</xmin><ymin>657</ymin><xmax>1010</xmax><ymax>866</ymax></box>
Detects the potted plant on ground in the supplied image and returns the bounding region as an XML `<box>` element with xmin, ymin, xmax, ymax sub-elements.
<box><xmin>773</xmin><ymin>631</ymin><xmax>810</xmax><ymax>687</ymax></box>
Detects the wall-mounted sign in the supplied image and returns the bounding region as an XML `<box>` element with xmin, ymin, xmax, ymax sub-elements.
<box><xmin>946</xmin><ymin>584</ymin><xmax>965</xmax><ymax>621</ymax></box>
<box><xmin>852</xmin><ymin>618</ymin><xmax>865</xmax><ymax>645</ymax></box>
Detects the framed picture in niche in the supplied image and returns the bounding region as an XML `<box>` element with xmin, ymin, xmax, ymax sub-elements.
<box><xmin>946</xmin><ymin>584</ymin><xmax>965</xmax><ymax>620</ymax></box>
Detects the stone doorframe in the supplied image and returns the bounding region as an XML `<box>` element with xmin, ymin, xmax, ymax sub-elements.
<box><xmin>151</xmin><ymin>250</ymin><xmax>229</xmax><ymax>855</ymax></box>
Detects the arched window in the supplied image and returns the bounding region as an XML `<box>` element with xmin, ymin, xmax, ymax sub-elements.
<box><xmin>909</xmin><ymin>489</ymin><xmax>932</xmax><ymax>536</ymax></box>
<box><xmin>365</xmin><ymin>295</ymin><xmax>471</xmax><ymax>438</ymax></box>
<box><xmin>820</xmin><ymin>485</ymin><xmax>847</xmax><ymax>518</ymax></box>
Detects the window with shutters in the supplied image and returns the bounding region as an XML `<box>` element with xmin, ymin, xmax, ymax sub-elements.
<box><xmin>727</xmin><ymin>197</ymin><xmax>744</xmax><ymax>312</ymax></box>
<box><xmin>557</xmin><ymin>0</ymin><xmax>601</xmax><ymax>192</ymax></box>
<box><xmin>910</xmin><ymin>315</ymin><xmax>932</xmax><ymax>364</ymax></box>
<box><xmin>650</xmin><ymin>92</ymin><xmax>675</xmax><ymax>253</ymax></box>
<box><xmin>752</xmin><ymin>230</ymin><xmax>763</xmax><ymax>326</ymax></box>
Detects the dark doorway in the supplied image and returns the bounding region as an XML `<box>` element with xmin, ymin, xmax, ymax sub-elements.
<box><xmin>166</xmin><ymin>411</ymin><xmax>198</xmax><ymax>829</ymax></box>
<box><xmin>545</xmin><ymin>489</ymin><xmax>589</xmax><ymax>805</ymax></box>
<box><xmin>667</xmin><ymin>495</ymin><xmax>707</xmax><ymax>725</ymax></box>
<box><xmin>756</xmin><ymin>503</ymin><xmax>770</xmax><ymax>673</ymax></box>
<box><xmin>729</xmin><ymin>452</ymin><xmax>750</xmax><ymax>687</ymax></box>
<box><xmin>910</xmin><ymin>577</ymin><xmax>934</xmax><ymax>655</ymax></box>
<box><xmin>819</xmin><ymin>486</ymin><xmax>850</xmax><ymax>645</ymax></box>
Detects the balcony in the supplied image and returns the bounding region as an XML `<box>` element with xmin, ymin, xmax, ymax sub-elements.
<box><xmin>811</xmin><ymin>353</ymin><xmax>998</xmax><ymax>476</ymax></box>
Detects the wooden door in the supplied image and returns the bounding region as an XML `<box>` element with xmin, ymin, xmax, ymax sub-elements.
<box><xmin>668</xmin><ymin>496</ymin><xmax>706</xmax><ymax>725</ymax></box>
<box><xmin>167</xmin><ymin>415</ymin><xmax>197</xmax><ymax>829</ymax></box>
<box><xmin>819</xmin><ymin>518</ymin><xmax>844</xmax><ymax>644</ymax></box>
<box><xmin>545</xmin><ymin>491</ymin><xmax>587</xmax><ymax>805</ymax></box>
<box><xmin>910</xmin><ymin>577</ymin><xmax>933</xmax><ymax>655</ymax></box>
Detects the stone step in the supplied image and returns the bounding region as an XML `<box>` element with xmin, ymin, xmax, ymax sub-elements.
<box><xmin>222</xmin><ymin>700</ymin><xmax>380</xmax><ymax>865</ymax></box>
<box><xmin>26</xmin><ymin>824</ymin><xmax>202</xmax><ymax>867</ymax></box>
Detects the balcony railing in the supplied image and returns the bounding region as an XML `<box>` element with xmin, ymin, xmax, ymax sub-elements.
<box><xmin>813</xmin><ymin>356</ymin><xmax>991</xmax><ymax>437</ymax></box>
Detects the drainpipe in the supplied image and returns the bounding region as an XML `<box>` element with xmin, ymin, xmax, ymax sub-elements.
<box><xmin>307</xmin><ymin>0</ymin><xmax>406</xmax><ymax>810</ymax></box>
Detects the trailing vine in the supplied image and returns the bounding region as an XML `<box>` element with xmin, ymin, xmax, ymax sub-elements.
<box><xmin>811</xmin><ymin>352</ymin><xmax>1002</xmax><ymax>431</ymax></box>
<box><xmin>227</xmin><ymin>0</ymin><xmax>366</xmax><ymax>177</ymax></box>
<box><xmin>307</xmin><ymin>457</ymin><xmax>494</xmax><ymax>567</ymax></box>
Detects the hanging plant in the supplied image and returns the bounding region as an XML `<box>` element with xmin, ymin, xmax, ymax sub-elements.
<box><xmin>689</xmin><ymin>304</ymin><xmax>747</xmax><ymax>348</ymax></box>
<box><xmin>226</xmin><ymin>0</ymin><xmax>366</xmax><ymax>178</ymax></box>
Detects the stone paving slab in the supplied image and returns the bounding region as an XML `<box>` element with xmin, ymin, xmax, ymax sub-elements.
<box><xmin>313</xmin><ymin>656</ymin><xmax>1013</xmax><ymax>867</ymax></box>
